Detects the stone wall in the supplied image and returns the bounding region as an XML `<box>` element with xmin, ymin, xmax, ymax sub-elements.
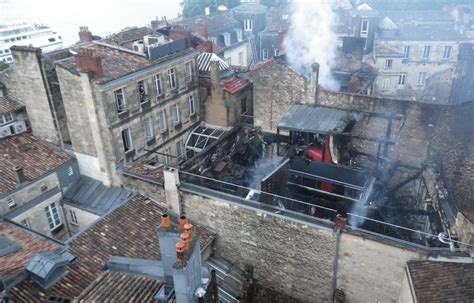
<box><xmin>63</xmin><ymin>204</ymin><xmax>100</xmax><ymax>236</ymax></box>
<box><xmin>121</xmin><ymin>175</ymin><xmax>166</xmax><ymax>202</ymax></box>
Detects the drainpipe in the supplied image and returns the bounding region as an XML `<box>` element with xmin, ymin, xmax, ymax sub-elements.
<box><xmin>332</xmin><ymin>214</ymin><xmax>346</xmax><ymax>302</ymax></box>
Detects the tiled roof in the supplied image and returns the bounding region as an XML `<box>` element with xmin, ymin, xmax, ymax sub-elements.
<box><xmin>57</xmin><ymin>43</ymin><xmax>195</xmax><ymax>84</ymax></box>
<box><xmin>174</xmin><ymin>13</ymin><xmax>240</xmax><ymax>33</ymax></box>
<box><xmin>0</xmin><ymin>222</ymin><xmax>62</xmax><ymax>283</ymax></box>
<box><xmin>0</xmin><ymin>133</ymin><xmax>74</xmax><ymax>197</ymax></box>
<box><xmin>76</xmin><ymin>270</ymin><xmax>163</xmax><ymax>302</ymax></box>
<box><xmin>10</xmin><ymin>195</ymin><xmax>216</xmax><ymax>301</ymax></box>
<box><xmin>0</xmin><ymin>96</ymin><xmax>25</xmax><ymax>115</ymax></box>
<box><xmin>408</xmin><ymin>260</ymin><xmax>474</xmax><ymax>302</ymax></box>
<box><xmin>101</xmin><ymin>26</ymin><xmax>157</xmax><ymax>47</ymax></box>
<box><xmin>224</xmin><ymin>78</ymin><xmax>250</xmax><ymax>95</ymax></box>
<box><xmin>122</xmin><ymin>162</ymin><xmax>165</xmax><ymax>184</ymax></box>
<box><xmin>196</xmin><ymin>42</ymin><xmax>223</xmax><ymax>54</ymax></box>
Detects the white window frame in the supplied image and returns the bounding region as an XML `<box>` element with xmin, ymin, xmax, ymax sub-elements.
<box><xmin>262</xmin><ymin>49</ymin><xmax>269</xmax><ymax>60</ymax></box>
<box><xmin>185</xmin><ymin>62</ymin><xmax>193</xmax><ymax>83</ymax></box>
<box><xmin>159</xmin><ymin>110</ymin><xmax>168</xmax><ymax>133</ymax></box>
<box><xmin>164</xmin><ymin>147</ymin><xmax>172</xmax><ymax>165</ymax></box>
<box><xmin>0</xmin><ymin>112</ymin><xmax>14</xmax><ymax>125</ymax></box>
<box><xmin>6</xmin><ymin>196</ymin><xmax>15</xmax><ymax>208</ymax></box>
<box><xmin>144</xmin><ymin>118</ymin><xmax>154</xmax><ymax>141</ymax></box>
<box><xmin>398</xmin><ymin>73</ymin><xmax>406</xmax><ymax>86</ymax></box>
<box><xmin>176</xmin><ymin>140</ymin><xmax>185</xmax><ymax>159</ymax></box>
<box><xmin>443</xmin><ymin>45</ymin><xmax>452</xmax><ymax>60</ymax></box>
<box><xmin>384</xmin><ymin>59</ymin><xmax>393</xmax><ymax>69</ymax></box>
<box><xmin>382</xmin><ymin>77</ymin><xmax>390</xmax><ymax>90</ymax></box>
<box><xmin>121</xmin><ymin>128</ymin><xmax>133</xmax><ymax>153</ymax></box>
<box><xmin>67</xmin><ymin>166</ymin><xmax>74</xmax><ymax>176</ymax></box>
<box><xmin>403</xmin><ymin>45</ymin><xmax>410</xmax><ymax>59</ymax></box>
<box><xmin>422</xmin><ymin>45</ymin><xmax>431</xmax><ymax>59</ymax></box>
<box><xmin>171</xmin><ymin>104</ymin><xmax>181</xmax><ymax>125</ymax></box>
<box><xmin>238</xmin><ymin>51</ymin><xmax>244</xmax><ymax>65</ymax></box>
<box><xmin>360</xmin><ymin>19</ymin><xmax>369</xmax><ymax>37</ymax></box>
<box><xmin>45</xmin><ymin>202</ymin><xmax>61</xmax><ymax>231</ymax></box>
<box><xmin>244</xmin><ymin>19</ymin><xmax>253</xmax><ymax>31</ymax></box>
<box><xmin>223</xmin><ymin>33</ymin><xmax>231</xmax><ymax>47</ymax></box>
<box><xmin>189</xmin><ymin>95</ymin><xmax>196</xmax><ymax>116</ymax></box>
<box><xmin>168</xmin><ymin>68</ymin><xmax>177</xmax><ymax>90</ymax></box>
<box><xmin>155</xmin><ymin>74</ymin><xmax>163</xmax><ymax>96</ymax></box>
<box><xmin>115</xmin><ymin>89</ymin><xmax>127</xmax><ymax>113</ymax></box>
<box><xmin>274</xmin><ymin>49</ymin><xmax>279</xmax><ymax>57</ymax></box>
<box><xmin>236</xmin><ymin>29</ymin><xmax>243</xmax><ymax>42</ymax></box>
<box><xmin>69</xmin><ymin>210</ymin><xmax>78</xmax><ymax>225</ymax></box>
<box><xmin>417</xmin><ymin>72</ymin><xmax>426</xmax><ymax>86</ymax></box>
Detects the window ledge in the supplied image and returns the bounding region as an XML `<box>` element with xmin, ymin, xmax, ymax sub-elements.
<box><xmin>118</xmin><ymin>110</ymin><xmax>129</xmax><ymax>118</ymax></box>
<box><xmin>146</xmin><ymin>138</ymin><xmax>156</xmax><ymax>146</ymax></box>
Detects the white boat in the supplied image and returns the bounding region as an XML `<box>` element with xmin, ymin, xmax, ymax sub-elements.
<box><xmin>0</xmin><ymin>23</ymin><xmax>63</xmax><ymax>63</ymax></box>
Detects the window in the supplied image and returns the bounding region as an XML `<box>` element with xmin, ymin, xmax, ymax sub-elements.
<box><xmin>0</xmin><ymin>112</ymin><xmax>14</xmax><ymax>125</ymax></box>
<box><xmin>382</xmin><ymin>77</ymin><xmax>390</xmax><ymax>90</ymax></box>
<box><xmin>176</xmin><ymin>140</ymin><xmax>184</xmax><ymax>159</ymax></box>
<box><xmin>236</xmin><ymin>29</ymin><xmax>243</xmax><ymax>42</ymax></box>
<box><xmin>115</xmin><ymin>89</ymin><xmax>127</xmax><ymax>113</ymax></box>
<box><xmin>189</xmin><ymin>95</ymin><xmax>196</xmax><ymax>116</ymax></box>
<box><xmin>274</xmin><ymin>49</ymin><xmax>279</xmax><ymax>57</ymax></box>
<box><xmin>138</xmin><ymin>80</ymin><xmax>148</xmax><ymax>103</ymax></box>
<box><xmin>403</xmin><ymin>45</ymin><xmax>410</xmax><ymax>59</ymax></box>
<box><xmin>443</xmin><ymin>46</ymin><xmax>452</xmax><ymax>59</ymax></box>
<box><xmin>210</xmin><ymin>36</ymin><xmax>217</xmax><ymax>44</ymax></box>
<box><xmin>121</xmin><ymin>128</ymin><xmax>133</xmax><ymax>153</ymax></box>
<box><xmin>5</xmin><ymin>49</ymin><xmax>9</xmax><ymax>53</ymax></box>
<box><xmin>0</xmin><ymin>50</ymin><xmax>3</xmax><ymax>54</ymax></box>
<box><xmin>159</xmin><ymin>110</ymin><xmax>167</xmax><ymax>133</ymax></box>
<box><xmin>361</xmin><ymin>20</ymin><xmax>369</xmax><ymax>36</ymax></box>
<box><xmin>144</xmin><ymin>118</ymin><xmax>154</xmax><ymax>141</ymax></box>
<box><xmin>6</xmin><ymin>196</ymin><xmax>15</xmax><ymax>208</ymax></box>
<box><xmin>67</xmin><ymin>166</ymin><xmax>74</xmax><ymax>176</ymax></box>
<box><xmin>262</xmin><ymin>49</ymin><xmax>269</xmax><ymax>60</ymax></box>
<box><xmin>238</xmin><ymin>52</ymin><xmax>244</xmax><ymax>65</ymax></box>
<box><xmin>226</xmin><ymin>57</ymin><xmax>232</xmax><ymax>65</ymax></box>
<box><xmin>422</xmin><ymin>45</ymin><xmax>431</xmax><ymax>59</ymax></box>
<box><xmin>6</xmin><ymin>57</ymin><xmax>12</xmax><ymax>62</ymax></box>
<box><xmin>20</xmin><ymin>218</ymin><xmax>30</xmax><ymax>228</ymax></box>
<box><xmin>45</xmin><ymin>203</ymin><xmax>61</xmax><ymax>230</ymax></box>
<box><xmin>171</xmin><ymin>104</ymin><xmax>180</xmax><ymax>125</ymax></box>
<box><xmin>417</xmin><ymin>72</ymin><xmax>426</xmax><ymax>86</ymax></box>
<box><xmin>241</xmin><ymin>98</ymin><xmax>247</xmax><ymax>114</ymax></box>
<box><xmin>398</xmin><ymin>73</ymin><xmax>406</xmax><ymax>86</ymax></box>
<box><xmin>48</xmin><ymin>37</ymin><xmax>56</xmax><ymax>42</ymax></box>
<box><xmin>223</xmin><ymin>33</ymin><xmax>231</xmax><ymax>46</ymax></box>
<box><xmin>244</xmin><ymin>19</ymin><xmax>253</xmax><ymax>31</ymax></box>
<box><xmin>69</xmin><ymin>210</ymin><xmax>78</xmax><ymax>225</ymax></box>
<box><xmin>185</xmin><ymin>62</ymin><xmax>193</xmax><ymax>83</ymax></box>
<box><xmin>384</xmin><ymin>59</ymin><xmax>393</xmax><ymax>69</ymax></box>
<box><xmin>168</xmin><ymin>68</ymin><xmax>177</xmax><ymax>90</ymax></box>
<box><xmin>164</xmin><ymin>147</ymin><xmax>172</xmax><ymax>164</ymax></box>
<box><xmin>155</xmin><ymin>74</ymin><xmax>163</xmax><ymax>96</ymax></box>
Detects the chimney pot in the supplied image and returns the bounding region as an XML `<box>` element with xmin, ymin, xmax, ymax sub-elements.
<box><xmin>184</xmin><ymin>223</ymin><xmax>193</xmax><ymax>237</ymax></box>
<box><xmin>176</xmin><ymin>241</ymin><xmax>186</xmax><ymax>262</ymax></box>
<box><xmin>13</xmin><ymin>165</ymin><xmax>26</xmax><ymax>184</ymax></box>
<box><xmin>179</xmin><ymin>215</ymin><xmax>188</xmax><ymax>230</ymax></box>
<box><xmin>180</xmin><ymin>232</ymin><xmax>191</xmax><ymax>250</ymax></box>
<box><xmin>161</xmin><ymin>213</ymin><xmax>171</xmax><ymax>228</ymax></box>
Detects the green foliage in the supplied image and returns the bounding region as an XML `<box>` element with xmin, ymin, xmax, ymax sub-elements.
<box><xmin>0</xmin><ymin>62</ymin><xmax>8</xmax><ymax>71</ymax></box>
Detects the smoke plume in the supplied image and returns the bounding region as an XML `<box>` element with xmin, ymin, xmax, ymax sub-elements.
<box><xmin>285</xmin><ymin>0</ymin><xmax>339</xmax><ymax>90</ymax></box>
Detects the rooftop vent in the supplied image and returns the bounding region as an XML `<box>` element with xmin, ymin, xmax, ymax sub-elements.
<box><xmin>26</xmin><ymin>252</ymin><xmax>70</xmax><ymax>289</ymax></box>
<box><xmin>0</xmin><ymin>235</ymin><xmax>21</xmax><ymax>257</ymax></box>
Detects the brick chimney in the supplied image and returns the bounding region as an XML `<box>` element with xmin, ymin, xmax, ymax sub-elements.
<box><xmin>13</xmin><ymin>166</ymin><xmax>26</xmax><ymax>184</ymax></box>
<box><xmin>78</xmin><ymin>26</ymin><xmax>93</xmax><ymax>43</ymax></box>
<box><xmin>195</xmin><ymin>19</ymin><xmax>208</xmax><ymax>39</ymax></box>
<box><xmin>205</xmin><ymin>60</ymin><xmax>230</xmax><ymax>127</ymax></box>
<box><xmin>74</xmin><ymin>48</ymin><xmax>104</xmax><ymax>78</ymax></box>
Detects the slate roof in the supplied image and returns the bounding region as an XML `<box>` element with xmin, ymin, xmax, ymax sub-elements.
<box><xmin>63</xmin><ymin>177</ymin><xmax>133</xmax><ymax>215</ymax></box>
<box><xmin>408</xmin><ymin>260</ymin><xmax>474</xmax><ymax>302</ymax></box>
<box><xmin>0</xmin><ymin>95</ymin><xmax>25</xmax><ymax>115</ymax></box>
<box><xmin>174</xmin><ymin>13</ymin><xmax>240</xmax><ymax>33</ymax></box>
<box><xmin>57</xmin><ymin>43</ymin><xmax>196</xmax><ymax>84</ymax></box>
<box><xmin>0</xmin><ymin>133</ymin><xmax>74</xmax><ymax>197</ymax></box>
<box><xmin>224</xmin><ymin>78</ymin><xmax>250</xmax><ymax>95</ymax></box>
<box><xmin>0</xmin><ymin>222</ymin><xmax>62</xmax><ymax>283</ymax></box>
<box><xmin>10</xmin><ymin>195</ymin><xmax>216</xmax><ymax>301</ymax></box>
<box><xmin>76</xmin><ymin>270</ymin><xmax>163</xmax><ymax>302</ymax></box>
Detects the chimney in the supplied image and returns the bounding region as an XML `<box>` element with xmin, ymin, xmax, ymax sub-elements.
<box><xmin>210</xmin><ymin>60</ymin><xmax>221</xmax><ymax>91</ymax></box>
<box><xmin>78</xmin><ymin>26</ymin><xmax>93</xmax><ymax>43</ymax></box>
<box><xmin>353</xmin><ymin>15</ymin><xmax>362</xmax><ymax>37</ymax></box>
<box><xmin>13</xmin><ymin>166</ymin><xmax>26</xmax><ymax>184</ymax></box>
<box><xmin>184</xmin><ymin>223</ymin><xmax>193</xmax><ymax>241</ymax></box>
<box><xmin>74</xmin><ymin>48</ymin><xmax>104</xmax><ymax>78</ymax></box>
<box><xmin>180</xmin><ymin>233</ymin><xmax>190</xmax><ymax>250</ymax></box>
<box><xmin>161</xmin><ymin>213</ymin><xmax>171</xmax><ymax>229</ymax></box>
<box><xmin>176</xmin><ymin>242</ymin><xmax>186</xmax><ymax>263</ymax></box>
<box><xmin>309</xmin><ymin>62</ymin><xmax>320</xmax><ymax>105</ymax></box>
<box><xmin>195</xmin><ymin>19</ymin><xmax>208</xmax><ymax>39</ymax></box>
<box><xmin>163</xmin><ymin>167</ymin><xmax>181</xmax><ymax>213</ymax></box>
<box><xmin>179</xmin><ymin>215</ymin><xmax>188</xmax><ymax>230</ymax></box>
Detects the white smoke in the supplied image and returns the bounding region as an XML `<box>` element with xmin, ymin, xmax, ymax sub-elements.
<box><xmin>285</xmin><ymin>0</ymin><xmax>340</xmax><ymax>90</ymax></box>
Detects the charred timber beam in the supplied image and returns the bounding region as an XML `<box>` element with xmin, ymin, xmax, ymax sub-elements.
<box><xmin>386</xmin><ymin>170</ymin><xmax>423</xmax><ymax>195</ymax></box>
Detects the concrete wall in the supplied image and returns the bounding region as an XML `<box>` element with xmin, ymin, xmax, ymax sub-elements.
<box><xmin>63</xmin><ymin>204</ymin><xmax>100</xmax><ymax>235</ymax></box>
<box><xmin>337</xmin><ymin>233</ymin><xmax>424</xmax><ymax>302</ymax></box>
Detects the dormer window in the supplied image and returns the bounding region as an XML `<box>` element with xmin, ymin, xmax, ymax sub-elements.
<box><xmin>223</xmin><ymin>33</ymin><xmax>231</xmax><ymax>47</ymax></box>
<box><xmin>0</xmin><ymin>112</ymin><xmax>14</xmax><ymax>125</ymax></box>
<box><xmin>360</xmin><ymin>19</ymin><xmax>369</xmax><ymax>37</ymax></box>
<box><xmin>236</xmin><ymin>30</ymin><xmax>243</xmax><ymax>42</ymax></box>
<box><xmin>244</xmin><ymin>19</ymin><xmax>253</xmax><ymax>31</ymax></box>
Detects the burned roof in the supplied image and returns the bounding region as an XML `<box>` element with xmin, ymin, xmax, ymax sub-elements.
<box><xmin>63</xmin><ymin>177</ymin><xmax>133</xmax><ymax>215</ymax></box>
<box><xmin>408</xmin><ymin>260</ymin><xmax>474</xmax><ymax>302</ymax></box>
<box><xmin>278</xmin><ymin>104</ymin><xmax>364</xmax><ymax>134</ymax></box>
<box><xmin>75</xmin><ymin>270</ymin><xmax>163</xmax><ymax>302</ymax></box>
<box><xmin>0</xmin><ymin>133</ymin><xmax>74</xmax><ymax>197</ymax></box>
<box><xmin>10</xmin><ymin>195</ymin><xmax>216</xmax><ymax>301</ymax></box>
<box><xmin>0</xmin><ymin>222</ymin><xmax>62</xmax><ymax>283</ymax></box>
<box><xmin>0</xmin><ymin>95</ymin><xmax>25</xmax><ymax>115</ymax></box>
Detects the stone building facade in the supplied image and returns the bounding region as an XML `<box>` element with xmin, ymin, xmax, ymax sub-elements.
<box><xmin>56</xmin><ymin>42</ymin><xmax>201</xmax><ymax>185</ymax></box>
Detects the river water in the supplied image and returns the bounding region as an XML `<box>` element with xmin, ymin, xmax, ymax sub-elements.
<box><xmin>0</xmin><ymin>0</ymin><xmax>182</xmax><ymax>46</ymax></box>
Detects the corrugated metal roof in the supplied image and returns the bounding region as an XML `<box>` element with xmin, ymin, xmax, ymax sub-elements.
<box><xmin>278</xmin><ymin>104</ymin><xmax>363</xmax><ymax>134</ymax></box>
<box><xmin>63</xmin><ymin>177</ymin><xmax>133</xmax><ymax>215</ymax></box>
<box><xmin>197</xmin><ymin>52</ymin><xmax>230</xmax><ymax>72</ymax></box>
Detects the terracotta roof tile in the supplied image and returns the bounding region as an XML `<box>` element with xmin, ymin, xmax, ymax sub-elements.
<box><xmin>10</xmin><ymin>195</ymin><xmax>216</xmax><ymax>301</ymax></box>
<box><xmin>0</xmin><ymin>133</ymin><xmax>74</xmax><ymax>197</ymax></box>
<box><xmin>0</xmin><ymin>222</ymin><xmax>62</xmax><ymax>283</ymax></box>
<box><xmin>224</xmin><ymin>78</ymin><xmax>250</xmax><ymax>95</ymax></box>
<box><xmin>0</xmin><ymin>96</ymin><xmax>25</xmax><ymax>115</ymax></box>
<box><xmin>408</xmin><ymin>260</ymin><xmax>474</xmax><ymax>302</ymax></box>
<box><xmin>123</xmin><ymin>162</ymin><xmax>164</xmax><ymax>184</ymax></box>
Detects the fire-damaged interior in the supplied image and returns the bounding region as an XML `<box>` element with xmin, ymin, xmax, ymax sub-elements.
<box><xmin>181</xmin><ymin>105</ymin><xmax>457</xmax><ymax>249</ymax></box>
